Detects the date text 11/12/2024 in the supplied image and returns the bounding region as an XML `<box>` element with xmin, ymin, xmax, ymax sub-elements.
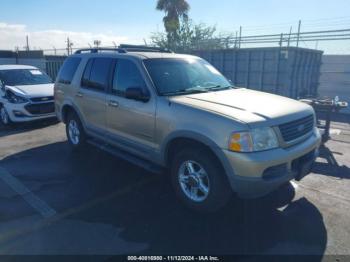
<box><xmin>127</xmin><ymin>256</ymin><xmax>220</xmax><ymax>261</ymax></box>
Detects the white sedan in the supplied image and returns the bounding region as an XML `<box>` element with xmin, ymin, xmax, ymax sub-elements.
<box><xmin>0</xmin><ymin>65</ymin><xmax>56</xmax><ymax>126</ymax></box>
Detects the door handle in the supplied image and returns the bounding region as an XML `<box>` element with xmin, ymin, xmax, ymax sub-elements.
<box><xmin>108</xmin><ymin>100</ymin><xmax>119</xmax><ymax>107</ymax></box>
<box><xmin>76</xmin><ymin>92</ymin><xmax>84</xmax><ymax>98</ymax></box>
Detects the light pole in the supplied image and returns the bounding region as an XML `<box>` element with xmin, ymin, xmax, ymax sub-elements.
<box><xmin>94</xmin><ymin>40</ymin><xmax>101</xmax><ymax>48</ymax></box>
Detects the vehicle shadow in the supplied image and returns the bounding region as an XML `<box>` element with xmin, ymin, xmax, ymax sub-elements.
<box><xmin>0</xmin><ymin>118</ymin><xmax>59</xmax><ymax>138</ymax></box>
<box><xmin>312</xmin><ymin>144</ymin><xmax>350</xmax><ymax>179</ymax></box>
<box><xmin>97</xmin><ymin>182</ymin><xmax>327</xmax><ymax>256</ymax></box>
<box><xmin>0</xmin><ymin>142</ymin><xmax>327</xmax><ymax>257</ymax></box>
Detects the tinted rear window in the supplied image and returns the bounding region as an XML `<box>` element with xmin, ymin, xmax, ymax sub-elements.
<box><xmin>81</xmin><ymin>58</ymin><xmax>114</xmax><ymax>91</ymax></box>
<box><xmin>57</xmin><ymin>57</ymin><xmax>81</xmax><ymax>84</ymax></box>
<box><xmin>81</xmin><ymin>59</ymin><xmax>93</xmax><ymax>87</ymax></box>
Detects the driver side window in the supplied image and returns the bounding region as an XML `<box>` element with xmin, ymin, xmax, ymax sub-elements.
<box><xmin>112</xmin><ymin>59</ymin><xmax>146</xmax><ymax>96</ymax></box>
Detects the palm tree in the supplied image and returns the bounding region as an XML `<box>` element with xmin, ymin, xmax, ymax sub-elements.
<box><xmin>156</xmin><ymin>0</ymin><xmax>190</xmax><ymax>35</ymax></box>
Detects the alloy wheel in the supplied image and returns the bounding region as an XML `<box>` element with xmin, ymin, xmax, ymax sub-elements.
<box><xmin>68</xmin><ymin>119</ymin><xmax>80</xmax><ymax>145</ymax></box>
<box><xmin>178</xmin><ymin>160</ymin><xmax>210</xmax><ymax>202</ymax></box>
<box><xmin>0</xmin><ymin>107</ymin><xmax>9</xmax><ymax>125</ymax></box>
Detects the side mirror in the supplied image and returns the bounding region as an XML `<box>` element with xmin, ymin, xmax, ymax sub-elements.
<box><xmin>125</xmin><ymin>87</ymin><xmax>150</xmax><ymax>102</ymax></box>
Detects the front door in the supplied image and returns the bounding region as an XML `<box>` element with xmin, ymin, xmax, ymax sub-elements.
<box><xmin>106</xmin><ymin>58</ymin><xmax>156</xmax><ymax>157</ymax></box>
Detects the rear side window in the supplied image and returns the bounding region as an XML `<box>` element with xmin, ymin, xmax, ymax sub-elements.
<box><xmin>81</xmin><ymin>59</ymin><xmax>93</xmax><ymax>87</ymax></box>
<box><xmin>112</xmin><ymin>59</ymin><xmax>145</xmax><ymax>95</ymax></box>
<box><xmin>57</xmin><ymin>57</ymin><xmax>81</xmax><ymax>84</ymax></box>
<box><xmin>81</xmin><ymin>58</ymin><xmax>113</xmax><ymax>91</ymax></box>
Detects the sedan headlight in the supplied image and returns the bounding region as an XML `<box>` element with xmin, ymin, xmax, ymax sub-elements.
<box><xmin>229</xmin><ymin>127</ymin><xmax>279</xmax><ymax>152</ymax></box>
<box><xmin>6</xmin><ymin>90</ymin><xmax>28</xmax><ymax>104</ymax></box>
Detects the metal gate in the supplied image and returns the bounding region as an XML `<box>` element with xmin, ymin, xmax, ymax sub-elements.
<box><xmin>45</xmin><ymin>56</ymin><xmax>66</xmax><ymax>80</ymax></box>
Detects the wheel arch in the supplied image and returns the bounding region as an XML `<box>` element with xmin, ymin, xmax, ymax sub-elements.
<box><xmin>162</xmin><ymin>131</ymin><xmax>234</xmax><ymax>180</ymax></box>
<box><xmin>61</xmin><ymin>102</ymin><xmax>84</xmax><ymax>125</ymax></box>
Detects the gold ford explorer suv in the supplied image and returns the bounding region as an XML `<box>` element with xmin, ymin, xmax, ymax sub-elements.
<box><xmin>54</xmin><ymin>46</ymin><xmax>321</xmax><ymax>212</ymax></box>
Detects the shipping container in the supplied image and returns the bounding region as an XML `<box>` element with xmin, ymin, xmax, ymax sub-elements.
<box><xmin>191</xmin><ymin>47</ymin><xmax>323</xmax><ymax>99</ymax></box>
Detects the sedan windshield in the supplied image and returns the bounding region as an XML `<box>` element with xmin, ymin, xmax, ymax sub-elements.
<box><xmin>144</xmin><ymin>58</ymin><xmax>232</xmax><ymax>96</ymax></box>
<box><xmin>0</xmin><ymin>69</ymin><xmax>52</xmax><ymax>86</ymax></box>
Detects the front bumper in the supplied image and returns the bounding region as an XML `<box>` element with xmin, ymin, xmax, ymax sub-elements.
<box><xmin>222</xmin><ymin>128</ymin><xmax>321</xmax><ymax>198</ymax></box>
<box><xmin>4</xmin><ymin>102</ymin><xmax>56</xmax><ymax>123</ymax></box>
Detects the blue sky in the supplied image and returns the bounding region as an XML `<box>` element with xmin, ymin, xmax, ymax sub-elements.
<box><xmin>1</xmin><ymin>0</ymin><xmax>350</xmax><ymax>53</ymax></box>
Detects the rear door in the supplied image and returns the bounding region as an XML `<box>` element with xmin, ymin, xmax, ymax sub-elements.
<box><xmin>75</xmin><ymin>57</ymin><xmax>113</xmax><ymax>134</ymax></box>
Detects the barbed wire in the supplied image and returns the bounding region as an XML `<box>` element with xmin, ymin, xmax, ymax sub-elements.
<box><xmin>16</xmin><ymin>16</ymin><xmax>350</xmax><ymax>55</ymax></box>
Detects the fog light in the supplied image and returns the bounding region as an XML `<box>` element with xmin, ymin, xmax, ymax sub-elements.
<box><xmin>13</xmin><ymin>110</ymin><xmax>26</xmax><ymax>117</ymax></box>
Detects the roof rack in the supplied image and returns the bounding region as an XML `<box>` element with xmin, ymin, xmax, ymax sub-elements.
<box><xmin>119</xmin><ymin>44</ymin><xmax>172</xmax><ymax>53</ymax></box>
<box><xmin>74</xmin><ymin>48</ymin><xmax>127</xmax><ymax>54</ymax></box>
<box><xmin>74</xmin><ymin>45</ymin><xmax>172</xmax><ymax>55</ymax></box>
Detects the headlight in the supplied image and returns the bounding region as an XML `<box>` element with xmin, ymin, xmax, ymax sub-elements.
<box><xmin>6</xmin><ymin>90</ymin><xmax>28</xmax><ymax>104</ymax></box>
<box><xmin>229</xmin><ymin>127</ymin><xmax>279</xmax><ymax>152</ymax></box>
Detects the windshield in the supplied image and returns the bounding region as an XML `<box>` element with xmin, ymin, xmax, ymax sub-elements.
<box><xmin>144</xmin><ymin>58</ymin><xmax>232</xmax><ymax>96</ymax></box>
<box><xmin>0</xmin><ymin>69</ymin><xmax>52</xmax><ymax>86</ymax></box>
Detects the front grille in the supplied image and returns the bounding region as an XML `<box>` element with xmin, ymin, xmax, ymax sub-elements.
<box><xmin>279</xmin><ymin>115</ymin><xmax>314</xmax><ymax>142</ymax></box>
<box><xmin>25</xmin><ymin>102</ymin><xmax>55</xmax><ymax>115</ymax></box>
<box><xmin>30</xmin><ymin>96</ymin><xmax>54</xmax><ymax>102</ymax></box>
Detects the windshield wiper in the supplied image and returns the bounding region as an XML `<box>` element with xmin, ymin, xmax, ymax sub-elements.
<box><xmin>162</xmin><ymin>88</ymin><xmax>209</xmax><ymax>96</ymax></box>
<box><xmin>205</xmin><ymin>85</ymin><xmax>233</xmax><ymax>91</ymax></box>
<box><xmin>162</xmin><ymin>85</ymin><xmax>233</xmax><ymax>96</ymax></box>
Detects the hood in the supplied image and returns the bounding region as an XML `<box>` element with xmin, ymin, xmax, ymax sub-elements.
<box><xmin>169</xmin><ymin>88</ymin><xmax>314</xmax><ymax>127</ymax></box>
<box><xmin>6</xmin><ymin>83</ymin><xmax>54</xmax><ymax>98</ymax></box>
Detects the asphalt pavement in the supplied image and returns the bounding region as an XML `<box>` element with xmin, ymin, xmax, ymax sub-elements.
<box><xmin>0</xmin><ymin>115</ymin><xmax>349</xmax><ymax>259</ymax></box>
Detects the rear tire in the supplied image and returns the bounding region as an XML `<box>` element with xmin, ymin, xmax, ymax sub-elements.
<box><xmin>171</xmin><ymin>147</ymin><xmax>232</xmax><ymax>212</ymax></box>
<box><xmin>66</xmin><ymin>111</ymin><xmax>87</xmax><ymax>151</ymax></box>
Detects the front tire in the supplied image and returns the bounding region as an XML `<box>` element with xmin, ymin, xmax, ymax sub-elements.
<box><xmin>66</xmin><ymin>112</ymin><xmax>87</xmax><ymax>151</ymax></box>
<box><xmin>0</xmin><ymin>106</ymin><xmax>12</xmax><ymax>127</ymax></box>
<box><xmin>171</xmin><ymin>148</ymin><xmax>232</xmax><ymax>212</ymax></box>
